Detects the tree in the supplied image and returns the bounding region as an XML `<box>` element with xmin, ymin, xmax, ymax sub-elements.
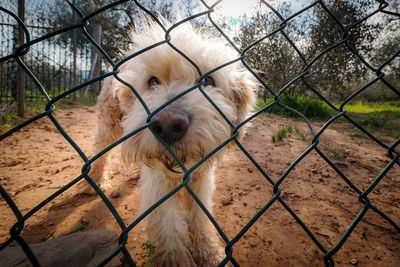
<box><xmin>305</xmin><ymin>0</ymin><xmax>379</xmax><ymax>100</ymax></box>
<box><xmin>51</xmin><ymin>0</ymin><xmax>136</xmax><ymax>61</ymax></box>
<box><xmin>237</xmin><ymin>2</ymin><xmax>306</xmax><ymax>98</ymax></box>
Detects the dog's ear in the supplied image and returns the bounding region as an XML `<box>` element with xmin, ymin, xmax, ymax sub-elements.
<box><xmin>229</xmin><ymin>71</ymin><xmax>257</xmax><ymax>124</ymax></box>
<box><xmin>114</xmin><ymin>83</ymin><xmax>135</xmax><ymax>114</ymax></box>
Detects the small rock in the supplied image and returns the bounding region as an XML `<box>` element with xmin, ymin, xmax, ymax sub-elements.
<box><xmin>233</xmin><ymin>210</ymin><xmax>243</xmax><ymax>218</ymax></box>
<box><xmin>350</xmin><ymin>258</ymin><xmax>358</xmax><ymax>265</ymax></box>
<box><xmin>335</xmin><ymin>162</ymin><xmax>348</xmax><ymax>169</ymax></box>
<box><xmin>247</xmin><ymin>167</ymin><xmax>253</xmax><ymax>173</ymax></box>
<box><xmin>221</xmin><ymin>196</ymin><xmax>232</xmax><ymax>206</ymax></box>
<box><xmin>61</xmin><ymin>165</ymin><xmax>71</xmax><ymax>171</ymax></box>
<box><xmin>321</xmin><ymin>172</ymin><xmax>330</xmax><ymax>178</ymax></box>
<box><xmin>255</xmin><ymin>185</ymin><xmax>261</xmax><ymax>190</ymax></box>
<box><xmin>249</xmin><ymin>241</ymin><xmax>257</xmax><ymax>248</ymax></box>
<box><xmin>243</xmin><ymin>202</ymin><xmax>247</xmax><ymax>207</ymax></box>
<box><xmin>362</xmin><ymin>232</ymin><xmax>367</xmax><ymax>239</ymax></box>
<box><xmin>110</xmin><ymin>190</ymin><xmax>121</xmax><ymax>198</ymax></box>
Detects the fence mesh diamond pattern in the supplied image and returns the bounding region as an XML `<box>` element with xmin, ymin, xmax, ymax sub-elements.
<box><xmin>0</xmin><ymin>0</ymin><xmax>399</xmax><ymax>266</ymax></box>
<box><xmin>0</xmin><ymin>3</ymin><xmax>92</xmax><ymax>101</ymax></box>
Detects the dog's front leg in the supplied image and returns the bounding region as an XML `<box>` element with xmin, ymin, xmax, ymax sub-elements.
<box><xmin>189</xmin><ymin>166</ymin><xmax>226</xmax><ymax>266</ymax></box>
<box><xmin>140</xmin><ymin>164</ymin><xmax>197</xmax><ymax>267</ymax></box>
<box><xmin>80</xmin><ymin>78</ymin><xmax>123</xmax><ymax>194</ymax></box>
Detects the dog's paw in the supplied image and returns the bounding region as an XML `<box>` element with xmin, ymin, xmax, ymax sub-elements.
<box><xmin>76</xmin><ymin>182</ymin><xmax>98</xmax><ymax>195</ymax></box>
<box><xmin>76</xmin><ymin>179</ymin><xmax>110</xmax><ymax>195</ymax></box>
<box><xmin>192</xmin><ymin>243</ymin><xmax>226</xmax><ymax>267</ymax></box>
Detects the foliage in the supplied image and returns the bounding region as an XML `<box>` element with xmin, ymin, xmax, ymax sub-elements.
<box><xmin>51</xmin><ymin>1</ymin><xmax>135</xmax><ymax>61</ymax></box>
<box><xmin>257</xmin><ymin>95</ymin><xmax>400</xmax><ymax>138</ymax></box>
<box><xmin>237</xmin><ymin>3</ymin><xmax>305</xmax><ymax>98</ymax></box>
<box><xmin>326</xmin><ymin>144</ymin><xmax>344</xmax><ymax>160</ymax></box>
<box><xmin>341</xmin><ymin>101</ymin><xmax>400</xmax><ymax>113</ymax></box>
<box><xmin>272</xmin><ymin>126</ymin><xmax>293</xmax><ymax>142</ymax></box>
<box><xmin>237</xmin><ymin>0</ymin><xmax>400</xmax><ymax>102</ymax></box>
<box><xmin>349</xmin><ymin>111</ymin><xmax>400</xmax><ymax>138</ymax></box>
<box><xmin>257</xmin><ymin>95</ymin><xmax>333</xmax><ymax>119</ymax></box>
<box><xmin>50</xmin><ymin>0</ymin><xmax>200</xmax><ymax>62</ymax></box>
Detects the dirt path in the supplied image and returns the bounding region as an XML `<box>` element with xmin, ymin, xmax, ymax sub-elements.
<box><xmin>1</xmin><ymin>107</ymin><xmax>399</xmax><ymax>266</ymax></box>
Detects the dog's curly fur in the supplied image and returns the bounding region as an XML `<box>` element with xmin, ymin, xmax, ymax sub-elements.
<box><xmin>84</xmin><ymin>20</ymin><xmax>257</xmax><ymax>266</ymax></box>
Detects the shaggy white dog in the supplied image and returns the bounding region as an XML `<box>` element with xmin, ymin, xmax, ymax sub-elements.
<box><xmin>83</xmin><ymin>19</ymin><xmax>256</xmax><ymax>266</ymax></box>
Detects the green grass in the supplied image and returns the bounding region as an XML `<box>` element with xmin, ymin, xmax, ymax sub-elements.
<box><xmin>271</xmin><ymin>126</ymin><xmax>311</xmax><ymax>142</ymax></box>
<box><xmin>272</xmin><ymin>126</ymin><xmax>293</xmax><ymax>142</ymax></box>
<box><xmin>0</xmin><ymin>92</ymin><xmax>97</xmax><ymax>134</ymax></box>
<box><xmin>326</xmin><ymin>144</ymin><xmax>343</xmax><ymax>160</ymax></box>
<box><xmin>257</xmin><ymin>95</ymin><xmax>399</xmax><ymax>138</ymax></box>
<box><xmin>348</xmin><ymin>111</ymin><xmax>399</xmax><ymax>138</ymax></box>
<box><xmin>143</xmin><ymin>240</ymin><xmax>167</xmax><ymax>267</ymax></box>
<box><xmin>341</xmin><ymin>101</ymin><xmax>399</xmax><ymax>138</ymax></box>
<box><xmin>294</xmin><ymin>126</ymin><xmax>309</xmax><ymax>141</ymax></box>
<box><xmin>342</xmin><ymin>101</ymin><xmax>400</xmax><ymax>113</ymax></box>
<box><xmin>256</xmin><ymin>95</ymin><xmax>333</xmax><ymax>120</ymax></box>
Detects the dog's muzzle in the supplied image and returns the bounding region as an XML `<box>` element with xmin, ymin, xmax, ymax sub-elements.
<box><xmin>150</xmin><ymin>108</ymin><xmax>191</xmax><ymax>144</ymax></box>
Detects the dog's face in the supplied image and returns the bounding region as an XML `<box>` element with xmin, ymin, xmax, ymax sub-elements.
<box><xmin>115</xmin><ymin>22</ymin><xmax>256</xmax><ymax>172</ymax></box>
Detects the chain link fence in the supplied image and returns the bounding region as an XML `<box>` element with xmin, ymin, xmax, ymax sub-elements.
<box><xmin>0</xmin><ymin>0</ymin><xmax>399</xmax><ymax>266</ymax></box>
<box><xmin>0</xmin><ymin>1</ymin><xmax>92</xmax><ymax>101</ymax></box>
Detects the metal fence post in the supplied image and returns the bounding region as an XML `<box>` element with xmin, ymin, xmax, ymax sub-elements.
<box><xmin>16</xmin><ymin>0</ymin><xmax>25</xmax><ymax>117</ymax></box>
<box><xmin>72</xmin><ymin>0</ymin><xmax>78</xmax><ymax>102</ymax></box>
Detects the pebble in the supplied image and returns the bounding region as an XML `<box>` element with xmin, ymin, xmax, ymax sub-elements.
<box><xmin>110</xmin><ymin>190</ymin><xmax>121</xmax><ymax>198</ymax></box>
<box><xmin>249</xmin><ymin>241</ymin><xmax>257</xmax><ymax>248</ymax></box>
<box><xmin>255</xmin><ymin>184</ymin><xmax>261</xmax><ymax>190</ymax></box>
<box><xmin>221</xmin><ymin>196</ymin><xmax>232</xmax><ymax>206</ymax></box>
<box><xmin>321</xmin><ymin>172</ymin><xmax>330</xmax><ymax>178</ymax></box>
<box><xmin>311</xmin><ymin>168</ymin><xmax>319</xmax><ymax>174</ymax></box>
<box><xmin>344</xmin><ymin>149</ymin><xmax>351</xmax><ymax>155</ymax></box>
<box><xmin>350</xmin><ymin>258</ymin><xmax>358</xmax><ymax>265</ymax></box>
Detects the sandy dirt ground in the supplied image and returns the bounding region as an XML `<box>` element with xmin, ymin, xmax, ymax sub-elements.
<box><xmin>1</xmin><ymin>106</ymin><xmax>399</xmax><ymax>266</ymax></box>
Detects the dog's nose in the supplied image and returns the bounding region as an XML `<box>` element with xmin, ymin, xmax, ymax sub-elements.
<box><xmin>150</xmin><ymin>109</ymin><xmax>190</xmax><ymax>144</ymax></box>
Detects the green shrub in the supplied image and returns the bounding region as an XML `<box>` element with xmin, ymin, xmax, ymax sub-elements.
<box><xmin>256</xmin><ymin>95</ymin><xmax>333</xmax><ymax>120</ymax></box>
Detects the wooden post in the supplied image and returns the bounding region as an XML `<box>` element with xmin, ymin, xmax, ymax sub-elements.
<box><xmin>89</xmin><ymin>24</ymin><xmax>102</xmax><ymax>95</ymax></box>
<box><xmin>16</xmin><ymin>0</ymin><xmax>26</xmax><ymax>117</ymax></box>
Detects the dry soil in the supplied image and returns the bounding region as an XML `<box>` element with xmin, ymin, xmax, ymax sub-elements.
<box><xmin>1</xmin><ymin>107</ymin><xmax>399</xmax><ymax>266</ymax></box>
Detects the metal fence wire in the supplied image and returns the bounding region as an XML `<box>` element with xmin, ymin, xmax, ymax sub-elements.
<box><xmin>0</xmin><ymin>0</ymin><xmax>399</xmax><ymax>266</ymax></box>
<box><xmin>0</xmin><ymin>7</ymin><xmax>92</xmax><ymax>100</ymax></box>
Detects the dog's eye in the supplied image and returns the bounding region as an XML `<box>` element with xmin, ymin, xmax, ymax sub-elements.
<box><xmin>203</xmin><ymin>76</ymin><xmax>215</xmax><ymax>87</ymax></box>
<box><xmin>148</xmin><ymin>76</ymin><xmax>161</xmax><ymax>88</ymax></box>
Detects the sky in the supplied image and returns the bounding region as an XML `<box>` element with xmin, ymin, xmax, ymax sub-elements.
<box><xmin>208</xmin><ymin>0</ymin><xmax>308</xmax><ymax>18</ymax></box>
